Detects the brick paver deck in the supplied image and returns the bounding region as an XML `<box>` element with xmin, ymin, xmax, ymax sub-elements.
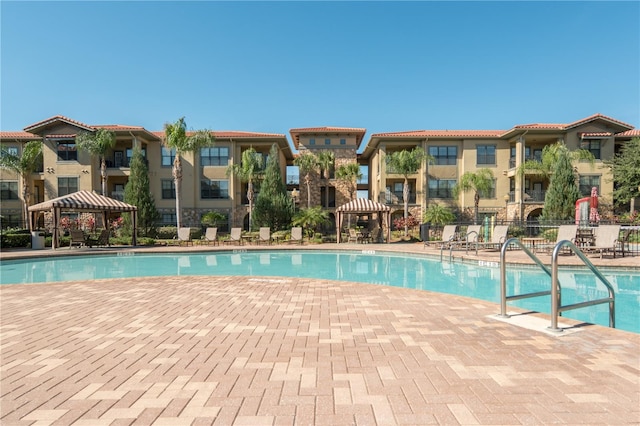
<box><xmin>1</xmin><ymin>244</ymin><xmax>639</xmax><ymax>425</ymax></box>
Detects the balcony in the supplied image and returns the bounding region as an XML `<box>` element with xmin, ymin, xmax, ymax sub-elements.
<box><xmin>110</xmin><ymin>191</ymin><xmax>124</xmax><ymax>201</ymax></box>
<box><xmin>379</xmin><ymin>192</ymin><xmax>416</xmax><ymax>204</ymax></box>
<box><xmin>507</xmin><ymin>190</ymin><xmax>546</xmax><ymax>203</ymax></box>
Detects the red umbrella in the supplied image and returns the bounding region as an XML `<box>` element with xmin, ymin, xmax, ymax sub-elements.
<box><xmin>589</xmin><ymin>187</ymin><xmax>600</xmax><ymax>223</ymax></box>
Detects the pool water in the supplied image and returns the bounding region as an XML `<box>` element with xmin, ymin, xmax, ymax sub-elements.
<box><xmin>2</xmin><ymin>250</ymin><xmax>639</xmax><ymax>333</ymax></box>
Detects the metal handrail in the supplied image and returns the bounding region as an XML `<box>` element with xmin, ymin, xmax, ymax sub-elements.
<box><xmin>550</xmin><ymin>240</ymin><xmax>615</xmax><ymax>332</ymax></box>
<box><xmin>499</xmin><ymin>238</ymin><xmax>552</xmax><ymax>318</ymax></box>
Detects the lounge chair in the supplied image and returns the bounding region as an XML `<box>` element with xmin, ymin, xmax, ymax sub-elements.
<box><xmin>86</xmin><ymin>229</ymin><xmax>110</xmax><ymax>248</ymax></box>
<box><xmin>449</xmin><ymin>225</ymin><xmax>482</xmax><ymax>253</ymax></box>
<box><xmin>586</xmin><ymin>225</ymin><xmax>621</xmax><ymax>258</ymax></box>
<box><xmin>225</xmin><ymin>227</ymin><xmax>243</xmax><ymax>245</ymax></box>
<box><xmin>257</xmin><ymin>227</ymin><xmax>271</xmax><ymax>245</ymax></box>
<box><xmin>425</xmin><ymin>225</ymin><xmax>458</xmax><ymax>248</ymax></box>
<box><xmin>177</xmin><ymin>227</ymin><xmax>193</xmax><ymax>246</ymax></box>
<box><xmin>203</xmin><ymin>227</ymin><xmax>219</xmax><ymax>246</ymax></box>
<box><xmin>289</xmin><ymin>227</ymin><xmax>303</xmax><ymax>245</ymax></box>
<box><xmin>539</xmin><ymin>225</ymin><xmax>577</xmax><ymax>254</ymax></box>
<box><xmin>69</xmin><ymin>230</ymin><xmax>86</xmax><ymax>249</ymax></box>
<box><xmin>476</xmin><ymin>225</ymin><xmax>509</xmax><ymax>251</ymax></box>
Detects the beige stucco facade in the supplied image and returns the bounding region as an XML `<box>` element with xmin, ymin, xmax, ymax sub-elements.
<box><xmin>1</xmin><ymin>114</ymin><xmax>637</xmax><ymax>230</ymax></box>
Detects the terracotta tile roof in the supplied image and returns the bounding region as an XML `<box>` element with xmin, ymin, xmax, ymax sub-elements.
<box><xmin>513</xmin><ymin>123</ymin><xmax>565</xmax><ymax>130</ymax></box>
<box><xmin>565</xmin><ymin>113</ymin><xmax>634</xmax><ymax>130</ymax></box>
<box><xmin>95</xmin><ymin>124</ymin><xmax>146</xmax><ymax>131</ymax></box>
<box><xmin>616</xmin><ymin>129</ymin><xmax>640</xmax><ymax>137</ymax></box>
<box><xmin>24</xmin><ymin>115</ymin><xmax>94</xmax><ymax>132</ymax></box>
<box><xmin>579</xmin><ymin>132</ymin><xmax>613</xmax><ymax>137</ymax></box>
<box><xmin>151</xmin><ymin>130</ymin><xmax>286</xmax><ymax>139</ymax></box>
<box><xmin>0</xmin><ymin>131</ymin><xmax>41</xmax><ymax>140</ymax></box>
<box><xmin>45</xmin><ymin>134</ymin><xmax>77</xmax><ymax>138</ymax></box>
<box><xmin>371</xmin><ymin>129</ymin><xmax>504</xmax><ymax>138</ymax></box>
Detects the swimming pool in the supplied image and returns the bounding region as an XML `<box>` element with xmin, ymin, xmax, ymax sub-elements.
<box><xmin>2</xmin><ymin>250</ymin><xmax>638</xmax><ymax>333</ymax></box>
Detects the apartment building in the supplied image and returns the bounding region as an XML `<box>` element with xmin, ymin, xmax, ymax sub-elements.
<box><xmin>1</xmin><ymin>113</ymin><xmax>637</xmax><ymax>231</ymax></box>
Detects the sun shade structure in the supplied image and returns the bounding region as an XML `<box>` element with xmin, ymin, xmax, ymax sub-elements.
<box><xmin>28</xmin><ymin>190</ymin><xmax>137</xmax><ymax>249</ymax></box>
<box><xmin>335</xmin><ymin>198</ymin><xmax>391</xmax><ymax>243</ymax></box>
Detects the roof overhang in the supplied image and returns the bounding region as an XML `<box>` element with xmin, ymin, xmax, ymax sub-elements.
<box><xmin>289</xmin><ymin>127</ymin><xmax>366</xmax><ymax>150</ymax></box>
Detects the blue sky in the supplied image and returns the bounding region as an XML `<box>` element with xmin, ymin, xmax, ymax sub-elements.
<box><xmin>2</xmin><ymin>1</ymin><xmax>638</xmax><ymax>142</ymax></box>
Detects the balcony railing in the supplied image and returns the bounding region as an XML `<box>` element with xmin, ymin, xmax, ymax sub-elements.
<box><xmin>111</xmin><ymin>191</ymin><xmax>124</xmax><ymax>201</ymax></box>
<box><xmin>507</xmin><ymin>190</ymin><xmax>546</xmax><ymax>202</ymax></box>
<box><xmin>379</xmin><ymin>192</ymin><xmax>416</xmax><ymax>204</ymax></box>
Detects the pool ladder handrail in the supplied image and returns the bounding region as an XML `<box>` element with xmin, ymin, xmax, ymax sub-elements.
<box><xmin>499</xmin><ymin>238</ymin><xmax>615</xmax><ymax>332</ymax></box>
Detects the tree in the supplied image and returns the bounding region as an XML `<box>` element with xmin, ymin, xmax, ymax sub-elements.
<box><xmin>123</xmin><ymin>146</ymin><xmax>160</xmax><ymax>237</ymax></box>
<box><xmin>335</xmin><ymin>163</ymin><xmax>362</xmax><ymax>201</ymax></box>
<box><xmin>317</xmin><ymin>151</ymin><xmax>335</xmax><ymax>207</ymax></box>
<box><xmin>540</xmin><ymin>146</ymin><xmax>581</xmax><ymax>221</ymax></box>
<box><xmin>76</xmin><ymin>128</ymin><xmax>116</xmax><ymax>196</ymax></box>
<box><xmin>293</xmin><ymin>152</ymin><xmax>318</xmax><ymax>208</ymax></box>
<box><xmin>604</xmin><ymin>137</ymin><xmax>640</xmax><ymax>214</ymax></box>
<box><xmin>0</xmin><ymin>140</ymin><xmax>43</xmax><ymax>231</ymax></box>
<box><xmin>226</xmin><ymin>147</ymin><xmax>263</xmax><ymax>230</ymax></box>
<box><xmin>453</xmin><ymin>168</ymin><xmax>495</xmax><ymax>225</ymax></box>
<box><xmin>253</xmin><ymin>145</ymin><xmax>292</xmax><ymax>231</ymax></box>
<box><xmin>201</xmin><ymin>211</ymin><xmax>226</xmax><ymax>228</ymax></box>
<box><xmin>385</xmin><ymin>147</ymin><xmax>431</xmax><ymax>236</ymax></box>
<box><xmin>164</xmin><ymin>117</ymin><xmax>215</xmax><ymax>228</ymax></box>
<box><xmin>423</xmin><ymin>204</ymin><xmax>456</xmax><ymax>225</ymax></box>
<box><xmin>292</xmin><ymin>206</ymin><xmax>330</xmax><ymax>239</ymax></box>
<box><xmin>517</xmin><ymin>141</ymin><xmax>594</xmax><ymax>179</ymax></box>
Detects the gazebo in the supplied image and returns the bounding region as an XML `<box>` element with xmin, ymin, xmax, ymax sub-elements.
<box><xmin>28</xmin><ymin>190</ymin><xmax>137</xmax><ymax>249</ymax></box>
<box><xmin>335</xmin><ymin>198</ymin><xmax>391</xmax><ymax>243</ymax></box>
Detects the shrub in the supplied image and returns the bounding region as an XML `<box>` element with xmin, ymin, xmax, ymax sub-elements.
<box><xmin>156</xmin><ymin>226</ymin><xmax>178</xmax><ymax>240</ymax></box>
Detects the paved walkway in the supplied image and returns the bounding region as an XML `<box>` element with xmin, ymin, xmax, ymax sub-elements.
<box><xmin>1</xmin><ymin>243</ymin><xmax>639</xmax><ymax>425</ymax></box>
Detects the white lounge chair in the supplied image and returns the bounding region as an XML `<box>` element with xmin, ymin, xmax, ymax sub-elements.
<box><xmin>586</xmin><ymin>225</ymin><xmax>621</xmax><ymax>258</ymax></box>
<box><xmin>476</xmin><ymin>225</ymin><xmax>509</xmax><ymax>251</ymax></box>
<box><xmin>203</xmin><ymin>227</ymin><xmax>219</xmax><ymax>246</ymax></box>
<box><xmin>177</xmin><ymin>227</ymin><xmax>193</xmax><ymax>246</ymax></box>
<box><xmin>289</xmin><ymin>227</ymin><xmax>303</xmax><ymax>244</ymax></box>
<box><xmin>425</xmin><ymin>225</ymin><xmax>458</xmax><ymax>248</ymax></box>
<box><xmin>225</xmin><ymin>227</ymin><xmax>243</xmax><ymax>245</ymax></box>
<box><xmin>257</xmin><ymin>227</ymin><xmax>271</xmax><ymax>245</ymax></box>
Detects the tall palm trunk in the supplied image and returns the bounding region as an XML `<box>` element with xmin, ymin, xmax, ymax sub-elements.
<box><xmin>323</xmin><ymin>170</ymin><xmax>330</xmax><ymax>208</ymax></box>
<box><xmin>247</xmin><ymin>180</ymin><xmax>254</xmax><ymax>230</ymax></box>
<box><xmin>100</xmin><ymin>156</ymin><xmax>107</xmax><ymax>196</ymax></box>
<box><xmin>474</xmin><ymin>191</ymin><xmax>480</xmax><ymax>225</ymax></box>
<box><xmin>304</xmin><ymin>174</ymin><xmax>312</xmax><ymax>208</ymax></box>
<box><xmin>403</xmin><ymin>177</ymin><xmax>409</xmax><ymax>236</ymax></box>
<box><xmin>22</xmin><ymin>182</ymin><xmax>31</xmax><ymax>231</ymax></box>
<box><xmin>173</xmin><ymin>155</ymin><xmax>183</xmax><ymax>228</ymax></box>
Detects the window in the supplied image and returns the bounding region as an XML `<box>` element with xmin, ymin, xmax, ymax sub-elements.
<box><xmin>309</xmin><ymin>138</ymin><xmax>316</xmax><ymax>146</ymax></box>
<box><xmin>340</xmin><ymin>138</ymin><xmax>346</xmax><ymax>145</ymax></box>
<box><xmin>126</xmin><ymin>147</ymin><xmax>146</xmax><ymax>167</ymax></box>
<box><xmin>476</xmin><ymin>145</ymin><xmax>496</xmax><ymax>165</ymax></box>
<box><xmin>201</xmin><ymin>180</ymin><xmax>229</xmax><ymax>199</ymax></box>
<box><xmin>161</xmin><ymin>179</ymin><xmax>175</xmax><ymax>199</ymax></box>
<box><xmin>58</xmin><ymin>177</ymin><xmax>78</xmax><ymax>196</ymax></box>
<box><xmin>161</xmin><ymin>147</ymin><xmax>175</xmax><ymax>167</ymax></box>
<box><xmin>428</xmin><ymin>179</ymin><xmax>456</xmax><ymax>198</ymax></box>
<box><xmin>479</xmin><ymin>179</ymin><xmax>497</xmax><ymax>199</ymax></box>
<box><xmin>324</xmin><ymin>138</ymin><xmax>331</xmax><ymax>145</ymax></box>
<box><xmin>0</xmin><ymin>181</ymin><xmax>19</xmax><ymax>200</ymax></box>
<box><xmin>580</xmin><ymin>139</ymin><xmax>601</xmax><ymax>159</ymax></box>
<box><xmin>200</xmin><ymin>147</ymin><xmax>229</xmax><ymax>166</ymax></box>
<box><xmin>57</xmin><ymin>141</ymin><xmax>77</xmax><ymax>161</ymax></box>
<box><xmin>428</xmin><ymin>146</ymin><xmax>457</xmax><ymax>165</ymax></box>
<box><xmin>1</xmin><ymin>146</ymin><xmax>18</xmax><ymax>157</ymax></box>
<box><xmin>579</xmin><ymin>175</ymin><xmax>600</xmax><ymax>197</ymax></box>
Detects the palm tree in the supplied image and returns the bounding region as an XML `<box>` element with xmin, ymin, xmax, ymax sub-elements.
<box><xmin>0</xmin><ymin>140</ymin><xmax>43</xmax><ymax>231</ymax></box>
<box><xmin>226</xmin><ymin>147</ymin><xmax>263</xmax><ymax>230</ymax></box>
<box><xmin>293</xmin><ymin>152</ymin><xmax>318</xmax><ymax>208</ymax></box>
<box><xmin>317</xmin><ymin>151</ymin><xmax>334</xmax><ymax>207</ymax></box>
<box><xmin>385</xmin><ymin>147</ymin><xmax>431</xmax><ymax>236</ymax></box>
<box><xmin>164</xmin><ymin>117</ymin><xmax>215</xmax><ymax>228</ymax></box>
<box><xmin>453</xmin><ymin>168</ymin><xmax>495</xmax><ymax>224</ymax></box>
<box><xmin>292</xmin><ymin>206</ymin><xmax>330</xmax><ymax>239</ymax></box>
<box><xmin>335</xmin><ymin>163</ymin><xmax>362</xmax><ymax>201</ymax></box>
<box><xmin>76</xmin><ymin>128</ymin><xmax>116</xmax><ymax>196</ymax></box>
<box><xmin>517</xmin><ymin>141</ymin><xmax>594</xmax><ymax>179</ymax></box>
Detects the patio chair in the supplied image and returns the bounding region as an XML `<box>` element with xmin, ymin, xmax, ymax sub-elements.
<box><xmin>539</xmin><ymin>225</ymin><xmax>577</xmax><ymax>254</ymax></box>
<box><xmin>86</xmin><ymin>229</ymin><xmax>110</xmax><ymax>248</ymax></box>
<box><xmin>425</xmin><ymin>225</ymin><xmax>458</xmax><ymax>248</ymax></box>
<box><xmin>476</xmin><ymin>225</ymin><xmax>509</xmax><ymax>251</ymax></box>
<box><xmin>289</xmin><ymin>227</ymin><xmax>303</xmax><ymax>245</ymax></box>
<box><xmin>225</xmin><ymin>227</ymin><xmax>243</xmax><ymax>245</ymax></box>
<box><xmin>257</xmin><ymin>227</ymin><xmax>271</xmax><ymax>245</ymax></box>
<box><xmin>449</xmin><ymin>225</ymin><xmax>482</xmax><ymax>253</ymax></box>
<box><xmin>177</xmin><ymin>227</ymin><xmax>193</xmax><ymax>246</ymax></box>
<box><xmin>347</xmin><ymin>228</ymin><xmax>362</xmax><ymax>243</ymax></box>
<box><xmin>69</xmin><ymin>230</ymin><xmax>87</xmax><ymax>249</ymax></box>
<box><xmin>203</xmin><ymin>227</ymin><xmax>219</xmax><ymax>246</ymax></box>
<box><xmin>585</xmin><ymin>225</ymin><xmax>621</xmax><ymax>258</ymax></box>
